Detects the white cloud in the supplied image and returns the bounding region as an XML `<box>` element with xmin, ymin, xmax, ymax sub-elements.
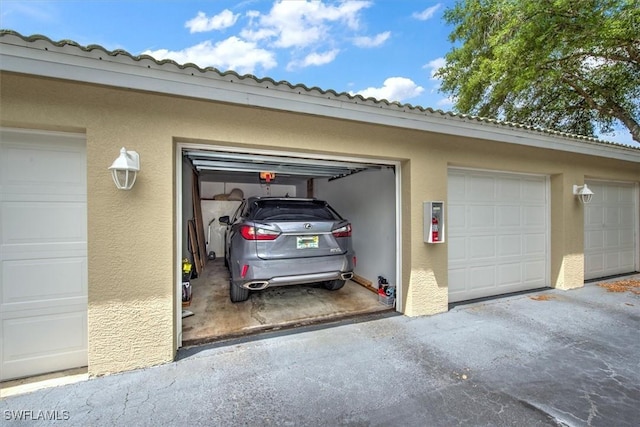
<box><xmin>412</xmin><ymin>4</ymin><xmax>442</xmax><ymax>21</ymax></box>
<box><xmin>351</xmin><ymin>77</ymin><xmax>425</xmax><ymax>102</ymax></box>
<box><xmin>287</xmin><ymin>49</ymin><xmax>340</xmax><ymax>71</ymax></box>
<box><xmin>423</xmin><ymin>57</ymin><xmax>446</xmax><ymax>79</ymax></box>
<box><xmin>353</xmin><ymin>31</ymin><xmax>391</xmax><ymax>48</ymax></box>
<box><xmin>186</xmin><ymin>10</ymin><xmax>240</xmax><ymax>33</ymax></box>
<box><xmin>146</xmin><ymin>1</ymin><xmax>377</xmax><ymax>74</ymax></box>
<box><xmin>436</xmin><ymin>96</ymin><xmax>455</xmax><ymax>108</ymax></box>
<box><xmin>242</xmin><ymin>0</ymin><xmax>372</xmax><ymax>49</ymax></box>
<box><xmin>142</xmin><ymin>37</ymin><xmax>276</xmax><ymax>75</ymax></box>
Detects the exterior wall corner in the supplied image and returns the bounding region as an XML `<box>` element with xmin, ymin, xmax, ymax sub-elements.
<box><xmin>403</xmin><ymin>268</ymin><xmax>448</xmax><ymax>316</ymax></box>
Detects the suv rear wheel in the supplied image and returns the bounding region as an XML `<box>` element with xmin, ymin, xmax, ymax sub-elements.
<box><xmin>230</xmin><ymin>281</ymin><xmax>250</xmax><ymax>302</ymax></box>
<box><xmin>323</xmin><ymin>279</ymin><xmax>345</xmax><ymax>291</ymax></box>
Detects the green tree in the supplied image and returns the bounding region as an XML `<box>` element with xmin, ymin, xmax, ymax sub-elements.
<box><xmin>436</xmin><ymin>0</ymin><xmax>640</xmax><ymax>143</ymax></box>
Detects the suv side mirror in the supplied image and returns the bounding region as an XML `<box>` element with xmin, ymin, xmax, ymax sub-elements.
<box><xmin>219</xmin><ymin>215</ymin><xmax>230</xmax><ymax>225</ymax></box>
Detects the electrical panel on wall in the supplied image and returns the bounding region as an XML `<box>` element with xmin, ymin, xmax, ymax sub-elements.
<box><xmin>424</xmin><ymin>201</ymin><xmax>445</xmax><ymax>243</ymax></box>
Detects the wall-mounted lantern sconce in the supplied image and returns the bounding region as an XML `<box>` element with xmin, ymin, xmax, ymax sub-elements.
<box><xmin>573</xmin><ymin>184</ymin><xmax>594</xmax><ymax>204</ymax></box>
<box><xmin>109</xmin><ymin>147</ymin><xmax>140</xmax><ymax>190</ymax></box>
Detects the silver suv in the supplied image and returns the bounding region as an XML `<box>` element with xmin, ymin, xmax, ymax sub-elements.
<box><xmin>219</xmin><ymin>197</ymin><xmax>356</xmax><ymax>302</ymax></box>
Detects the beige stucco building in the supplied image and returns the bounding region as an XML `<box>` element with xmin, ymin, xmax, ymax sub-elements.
<box><xmin>1</xmin><ymin>31</ymin><xmax>639</xmax><ymax>381</ymax></box>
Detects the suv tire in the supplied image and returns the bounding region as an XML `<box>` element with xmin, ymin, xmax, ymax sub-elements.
<box><xmin>230</xmin><ymin>281</ymin><xmax>250</xmax><ymax>302</ymax></box>
<box><xmin>323</xmin><ymin>279</ymin><xmax>346</xmax><ymax>291</ymax></box>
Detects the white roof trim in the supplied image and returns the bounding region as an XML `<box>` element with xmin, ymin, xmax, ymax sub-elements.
<box><xmin>1</xmin><ymin>33</ymin><xmax>638</xmax><ymax>163</ymax></box>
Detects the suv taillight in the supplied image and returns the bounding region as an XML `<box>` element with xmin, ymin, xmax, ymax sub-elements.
<box><xmin>240</xmin><ymin>225</ymin><xmax>280</xmax><ymax>240</ymax></box>
<box><xmin>332</xmin><ymin>223</ymin><xmax>352</xmax><ymax>238</ymax></box>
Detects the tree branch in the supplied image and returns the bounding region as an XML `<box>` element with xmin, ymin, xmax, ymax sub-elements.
<box><xmin>562</xmin><ymin>76</ymin><xmax>640</xmax><ymax>142</ymax></box>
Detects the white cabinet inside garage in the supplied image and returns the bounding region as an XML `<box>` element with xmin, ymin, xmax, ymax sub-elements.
<box><xmin>0</xmin><ymin>129</ymin><xmax>87</xmax><ymax>381</ymax></box>
<box><xmin>584</xmin><ymin>181</ymin><xmax>638</xmax><ymax>280</ymax></box>
<box><xmin>448</xmin><ymin>169</ymin><xmax>549</xmax><ymax>303</ymax></box>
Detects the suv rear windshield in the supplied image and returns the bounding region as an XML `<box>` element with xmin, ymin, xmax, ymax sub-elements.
<box><xmin>249</xmin><ymin>200</ymin><xmax>342</xmax><ymax>221</ymax></box>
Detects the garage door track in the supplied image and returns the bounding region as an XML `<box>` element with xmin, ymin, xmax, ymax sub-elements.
<box><xmin>2</xmin><ymin>276</ymin><xmax>639</xmax><ymax>426</ymax></box>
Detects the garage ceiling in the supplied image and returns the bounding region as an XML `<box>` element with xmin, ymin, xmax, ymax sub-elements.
<box><xmin>184</xmin><ymin>150</ymin><xmax>384</xmax><ymax>182</ymax></box>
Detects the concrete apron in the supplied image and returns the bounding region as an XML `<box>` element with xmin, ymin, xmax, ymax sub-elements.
<box><xmin>1</xmin><ymin>274</ymin><xmax>638</xmax><ymax>426</ymax></box>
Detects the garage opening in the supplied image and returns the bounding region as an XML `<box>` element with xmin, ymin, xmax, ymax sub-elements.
<box><xmin>176</xmin><ymin>144</ymin><xmax>401</xmax><ymax>346</ymax></box>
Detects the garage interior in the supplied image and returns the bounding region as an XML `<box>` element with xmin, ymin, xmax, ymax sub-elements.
<box><xmin>179</xmin><ymin>146</ymin><xmax>399</xmax><ymax>345</ymax></box>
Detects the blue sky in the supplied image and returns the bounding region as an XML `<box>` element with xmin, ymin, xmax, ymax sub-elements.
<box><xmin>1</xmin><ymin>0</ymin><xmax>637</xmax><ymax>146</ymax></box>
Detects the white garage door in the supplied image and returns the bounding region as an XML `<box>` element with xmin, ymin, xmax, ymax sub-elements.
<box><xmin>448</xmin><ymin>169</ymin><xmax>549</xmax><ymax>303</ymax></box>
<box><xmin>1</xmin><ymin>129</ymin><xmax>87</xmax><ymax>381</ymax></box>
<box><xmin>584</xmin><ymin>180</ymin><xmax>638</xmax><ymax>280</ymax></box>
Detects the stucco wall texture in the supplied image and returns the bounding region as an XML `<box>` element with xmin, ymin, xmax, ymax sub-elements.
<box><xmin>1</xmin><ymin>73</ymin><xmax>639</xmax><ymax>376</ymax></box>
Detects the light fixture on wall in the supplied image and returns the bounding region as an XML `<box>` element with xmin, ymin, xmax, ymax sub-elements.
<box><xmin>109</xmin><ymin>147</ymin><xmax>140</xmax><ymax>190</ymax></box>
<box><xmin>573</xmin><ymin>184</ymin><xmax>594</xmax><ymax>204</ymax></box>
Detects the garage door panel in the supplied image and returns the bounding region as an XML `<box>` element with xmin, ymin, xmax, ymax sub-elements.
<box><xmin>498</xmin><ymin>235</ymin><xmax>521</xmax><ymax>257</ymax></box>
<box><xmin>524</xmin><ymin>234</ymin><xmax>546</xmax><ymax>255</ymax></box>
<box><xmin>448</xmin><ymin>205</ymin><xmax>466</xmax><ymax>230</ymax></box>
<box><xmin>448</xmin><ymin>174</ymin><xmax>466</xmax><ymax>198</ymax></box>
<box><xmin>620</xmin><ymin>186</ymin><xmax>634</xmax><ymax>200</ymax></box>
<box><xmin>620</xmin><ymin>208</ymin><xmax>634</xmax><ymax>225</ymax></box>
<box><xmin>448</xmin><ymin>169</ymin><xmax>548</xmax><ymax>303</ymax></box>
<box><xmin>469</xmin><ymin>176</ymin><xmax>496</xmax><ymax>200</ymax></box>
<box><xmin>2</xmin><ymin>308</ymin><xmax>87</xmax><ymax>353</ymax></box>
<box><xmin>586</xmin><ymin>230</ymin><xmax>604</xmax><ymax>250</ymax></box>
<box><xmin>1</xmin><ymin>143</ymin><xmax>85</xmax><ymax>198</ymax></box>
<box><xmin>520</xmin><ymin>179</ymin><xmax>546</xmax><ymax>201</ymax></box>
<box><xmin>605</xmin><ymin>253</ymin><xmax>621</xmax><ymax>271</ymax></box>
<box><xmin>498</xmin><ymin>263</ymin><xmax>521</xmax><ymax>286</ymax></box>
<box><xmin>2</xmin><ymin>202</ymin><xmax>86</xmax><ymax>244</ymax></box>
<box><xmin>2</xmin><ymin>309</ymin><xmax>87</xmax><ymax>378</ymax></box>
<box><xmin>497</xmin><ymin>206</ymin><xmax>521</xmax><ymax>226</ymax></box>
<box><xmin>469</xmin><ymin>205</ymin><xmax>496</xmax><ymax>228</ymax></box>
<box><xmin>2</xmin><ymin>258</ymin><xmax>86</xmax><ymax>306</ymax></box>
<box><xmin>602</xmin><ymin>251</ymin><xmax>635</xmax><ymax>272</ymax></box>
<box><xmin>604</xmin><ymin>207</ymin><xmax>620</xmax><ymax>226</ymax></box>
<box><xmin>469</xmin><ymin>236</ymin><xmax>496</xmax><ymax>259</ymax></box>
<box><xmin>448</xmin><ymin>236</ymin><xmax>466</xmax><ymax>261</ymax></box>
<box><xmin>585</xmin><ymin>181</ymin><xmax>637</xmax><ymax>280</ymax></box>
<box><xmin>497</xmin><ymin>178</ymin><xmax>521</xmax><ymax>201</ymax></box>
<box><xmin>524</xmin><ymin>260</ymin><xmax>546</xmax><ymax>282</ymax></box>
<box><xmin>470</xmin><ymin>265</ymin><xmax>496</xmax><ymax>289</ymax></box>
<box><xmin>586</xmin><ymin>252</ymin><xmax>604</xmax><ymax>267</ymax></box>
<box><xmin>604</xmin><ymin>231</ymin><xmax>621</xmax><ymax>248</ymax></box>
<box><xmin>448</xmin><ymin>268</ymin><xmax>466</xmax><ymax>294</ymax></box>
<box><xmin>620</xmin><ymin>250</ymin><xmax>635</xmax><ymax>268</ymax></box>
<box><xmin>524</xmin><ymin>206</ymin><xmax>546</xmax><ymax>226</ymax></box>
<box><xmin>586</xmin><ymin>208</ymin><xmax>604</xmax><ymax>226</ymax></box>
<box><xmin>620</xmin><ymin>232</ymin><xmax>635</xmax><ymax>247</ymax></box>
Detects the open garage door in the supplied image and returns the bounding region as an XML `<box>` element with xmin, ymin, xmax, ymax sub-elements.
<box><xmin>177</xmin><ymin>145</ymin><xmax>401</xmax><ymax>346</ymax></box>
<box><xmin>448</xmin><ymin>169</ymin><xmax>549</xmax><ymax>303</ymax></box>
<box><xmin>584</xmin><ymin>180</ymin><xmax>638</xmax><ymax>280</ymax></box>
<box><xmin>1</xmin><ymin>129</ymin><xmax>87</xmax><ymax>381</ymax></box>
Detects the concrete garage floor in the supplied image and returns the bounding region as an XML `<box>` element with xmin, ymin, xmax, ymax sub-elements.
<box><xmin>182</xmin><ymin>259</ymin><xmax>391</xmax><ymax>345</ymax></box>
<box><xmin>1</xmin><ymin>275</ymin><xmax>639</xmax><ymax>425</ymax></box>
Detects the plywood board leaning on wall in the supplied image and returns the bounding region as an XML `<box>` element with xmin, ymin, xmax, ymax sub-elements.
<box><xmin>192</xmin><ymin>171</ymin><xmax>207</xmax><ymax>274</ymax></box>
<box><xmin>188</xmin><ymin>220</ymin><xmax>202</xmax><ymax>276</ymax></box>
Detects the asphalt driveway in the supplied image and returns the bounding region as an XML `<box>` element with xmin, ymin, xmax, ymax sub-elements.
<box><xmin>2</xmin><ymin>276</ymin><xmax>639</xmax><ymax>426</ymax></box>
